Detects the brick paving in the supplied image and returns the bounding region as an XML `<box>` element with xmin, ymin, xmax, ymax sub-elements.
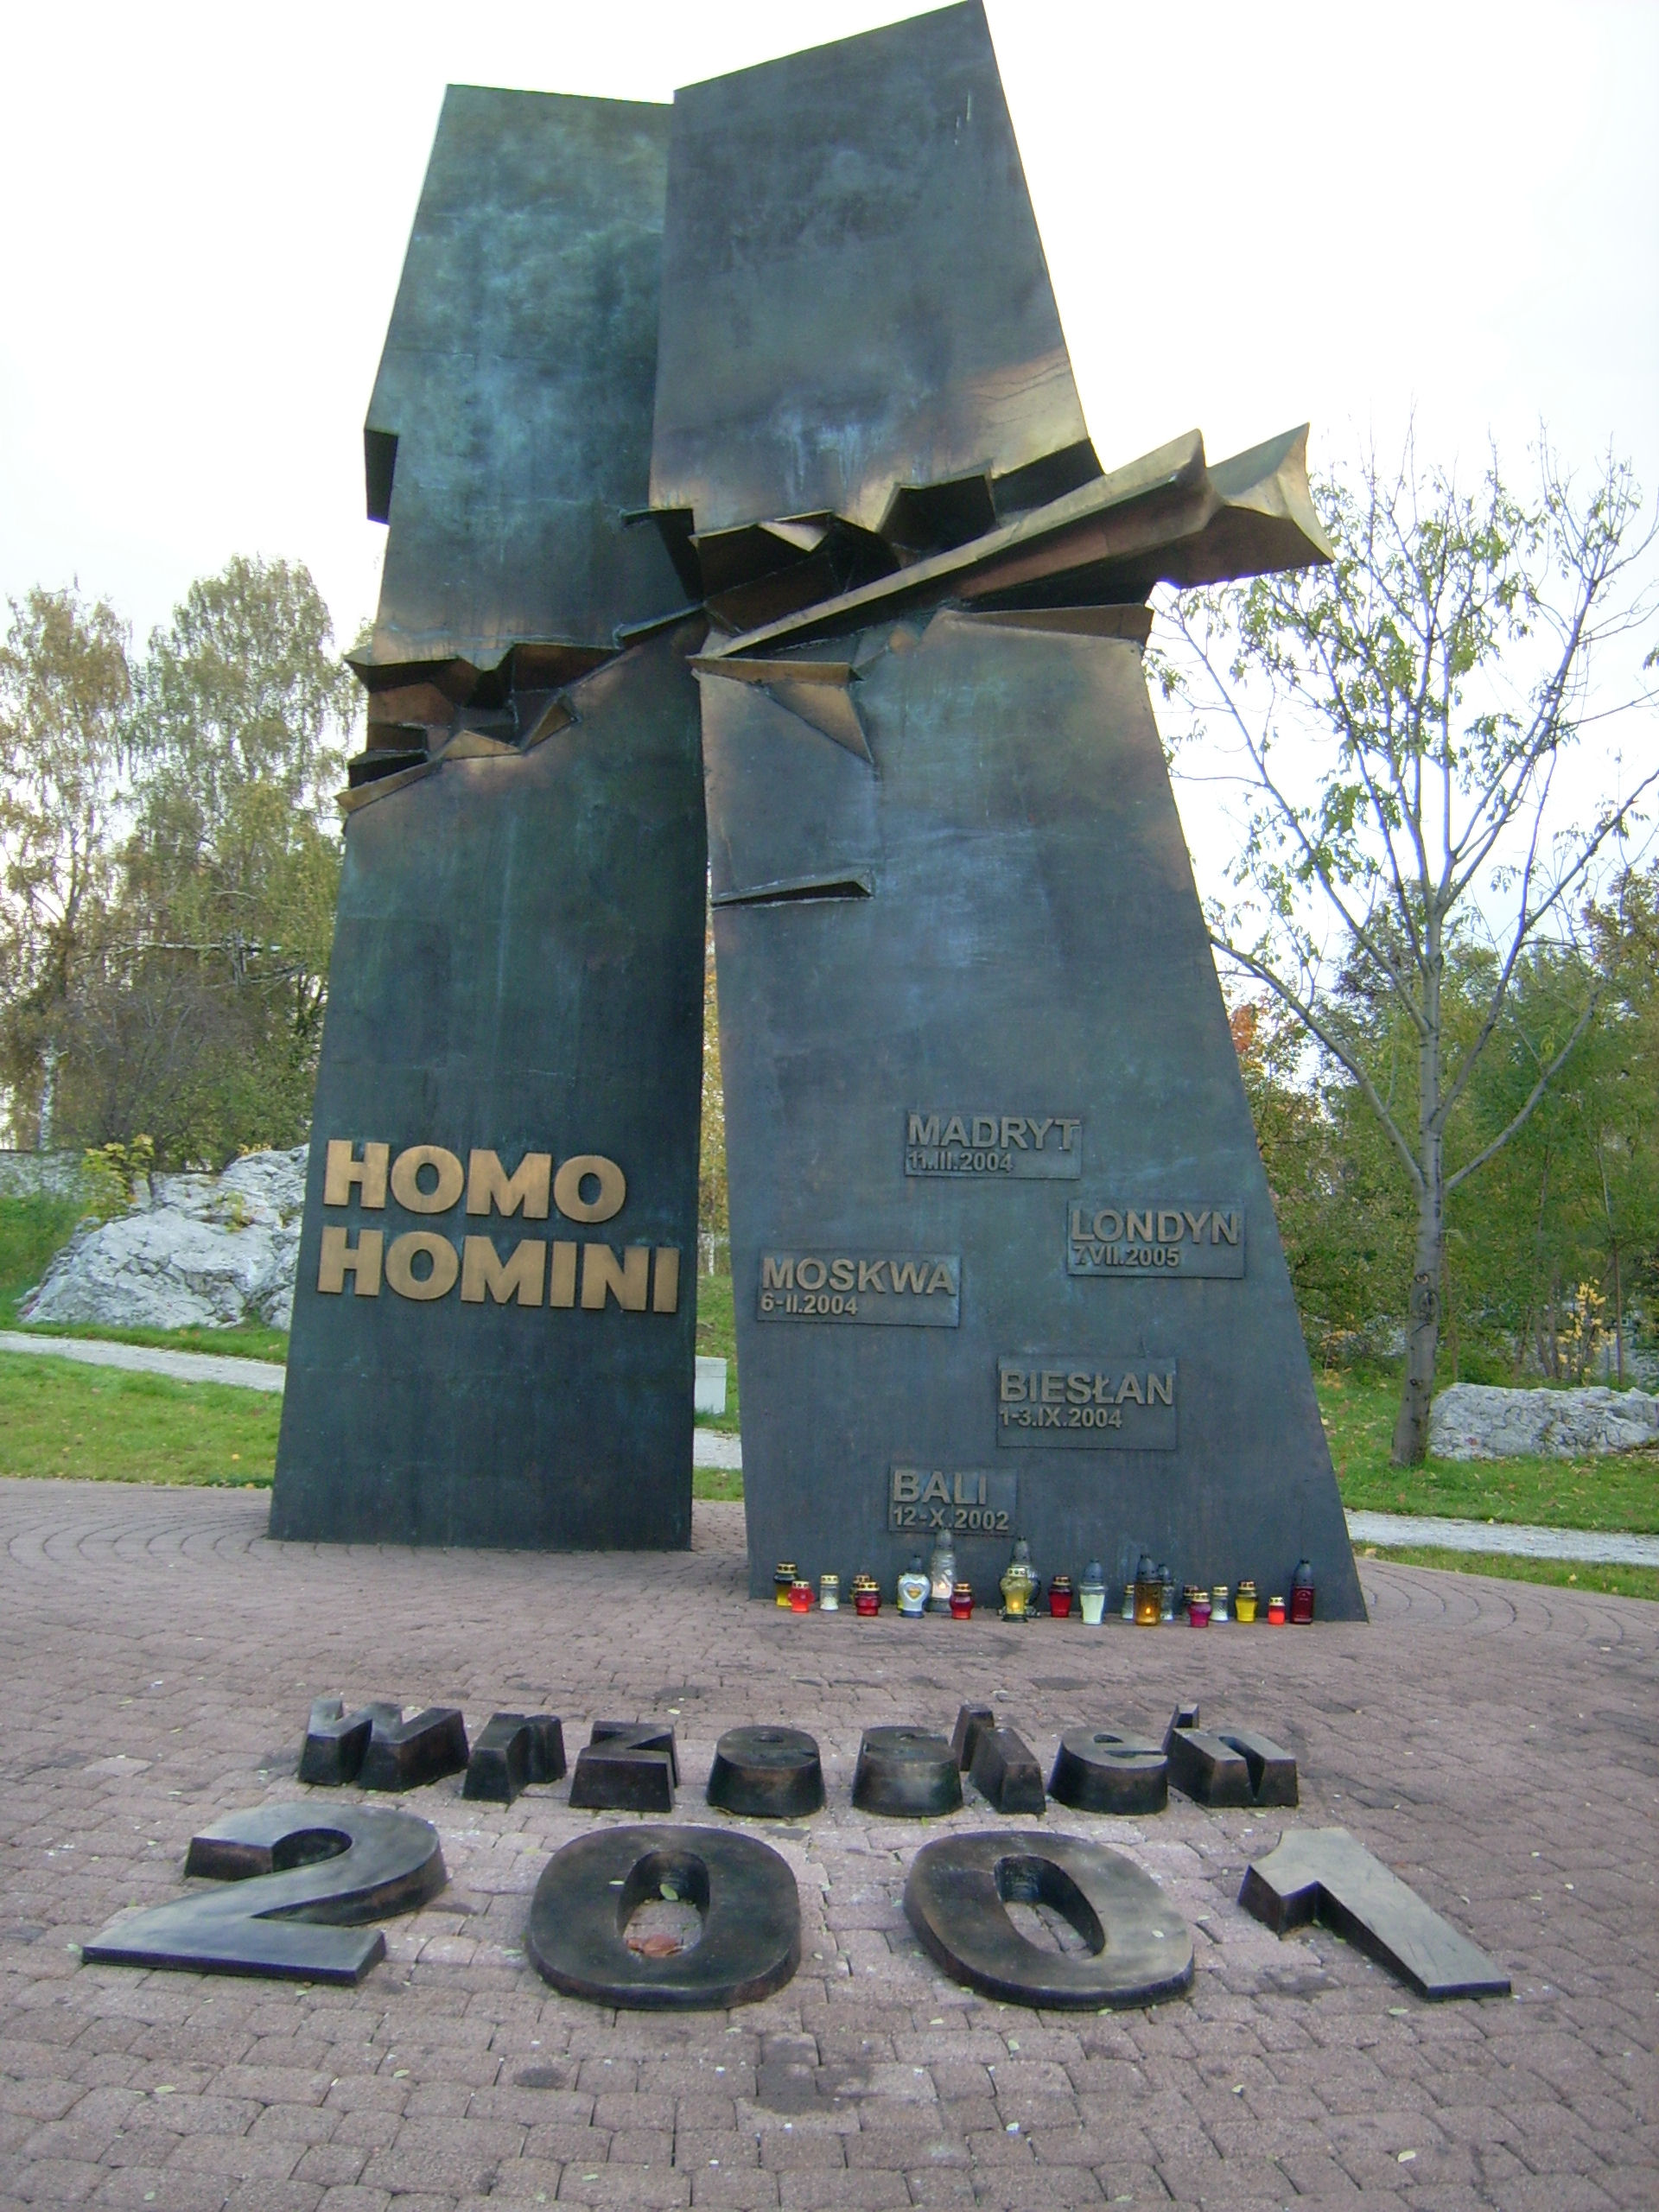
<box><xmin>0</xmin><ymin>1477</ymin><xmax>1654</xmax><ymax>2212</ymax></box>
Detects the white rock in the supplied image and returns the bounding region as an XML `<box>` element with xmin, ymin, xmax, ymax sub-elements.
<box><xmin>1428</xmin><ymin>1382</ymin><xmax>1659</xmax><ymax>1461</ymax></box>
<box><xmin>20</xmin><ymin>1147</ymin><xmax>308</xmax><ymax>1332</ymax></box>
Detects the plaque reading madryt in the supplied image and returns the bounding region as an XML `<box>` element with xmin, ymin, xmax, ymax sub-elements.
<box><xmin>1067</xmin><ymin>1204</ymin><xmax>1244</xmax><ymax>1277</ymax></box>
<box><xmin>906</xmin><ymin>1112</ymin><xmax>1081</xmax><ymax>1179</ymax></box>
<box><xmin>997</xmin><ymin>1358</ymin><xmax>1178</xmax><ymax>1449</ymax></box>
<box><xmin>757</xmin><ymin>1253</ymin><xmax>960</xmax><ymax>1325</ymax></box>
<box><xmin>889</xmin><ymin>1467</ymin><xmax>1017</xmax><ymax>1538</ymax></box>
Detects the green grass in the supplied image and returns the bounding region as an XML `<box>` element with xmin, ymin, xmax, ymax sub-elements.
<box><xmin>1358</xmin><ymin>1542</ymin><xmax>1659</xmax><ymax>1605</ymax></box>
<box><xmin>0</xmin><ymin>1192</ymin><xmax>93</xmax><ymax>1326</ymax></box>
<box><xmin>0</xmin><ymin>1350</ymin><xmax>282</xmax><ymax>1486</ymax></box>
<box><xmin>1316</xmin><ymin>1365</ymin><xmax>1659</xmax><ymax>1534</ymax></box>
<box><xmin>4</xmin><ymin>1316</ymin><xmax>288</xmax><ymax>1362</ymax></box>
<box><xmin>694</xmin><ymin>1268</ymin><xmax>740</xmax><ymax>1431</ymax></box>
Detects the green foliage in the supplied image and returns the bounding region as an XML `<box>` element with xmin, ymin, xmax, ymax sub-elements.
<box><xmin>0</xmin><ymin>556</ymin><xmax>361</xmax><ymax>1166</ymax></box>
<box><xmin>0</xmin><ymin>1192</ymin><xmax>92</xmax><ymax>1324</ymax></box>
<box><xmin>1359</xmin><ymin>1546</ymin><xmax>1659</xmax><ymax>1605</ymax></box>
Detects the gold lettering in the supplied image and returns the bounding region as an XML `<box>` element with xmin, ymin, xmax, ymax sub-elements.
<box><xmin>1148</xmin><ymin>1370</ymin><xmax>1174</xmax><ymax>1407</ymax></box>
<box><xmin>1040</xmin><ymin>1370</ymin><xmax>1065</xmax><ymax>1404</ymax></box>
<box><xmin>1093</xmin><ymin>1209</ymin><xmax>1123</xmax><ymax>1242</ymax></box>
<box><xmin>1213</xmin><ymin>1210</ymin><xmax>1241</xmax><ymax>1245</ymax></box>
<box><xmin>762</xmin><ymin>1255</ymin><xmax>795</xmax><ymax>1290</ymax></box>
<box><xmin>652</xmin><ymin>1248</ymin><xmax>680</xmax><ymax>1313</ymax></box>
<box><xmin>324</xmin><ymin>1139</ymin><xmax>389</xmax><ymax>1209</ymax></box>
<box><xmin>385</xmin><ymin>1230</ymin><xmax>459</xmax><ymax>1300</ymax></box>
<box><xmin>461</xmin><ymin>1236</ymin><xmax>545</xmax><ymax>1306</ymax></box>
<box><xmin>892</xmin><ymin>1468</ymin><xmax>919</xmax><ymax>1503</ymax></box>
<box><xmin>1158</xmin><ymin>1211</ymin><xmax>1184</xmax><ymax>1243</ymax></box>
<box><xmin>830</xmin><ymin>1258</ymin><xmax>855</xmax><ymax>1291</ymax></box>
<box><xmin>1067</xmin><ymin>1370</ymin><xmax>1091</xmax><ymax>1405</ymax></box>
<box><xmin>549</xmin><ymin>1241</ymin><xmax>578</xmax><ymax>1307</ymax></box>
<box><xmin>971</xmin><ymin>1116</ymin><xmax>997</xmax><ymax>1147</ymax></box>
<box><xmin>390</xmin><ymin>1145</ymin><xmax>464</xmax><ymax>1213</ymax></box>
<box><xmin>1058</xmin><ymin>1118</ymin><xmax>1082</xmax><ymax>1150</ymax></box>
<box><xmin>1028</xmin><ymin>1116</ymin><xmax>1054</xmax><ymax>1149</ymax></box>
<box><xmin>907</xmin><ymin>1114</ymin><xmax>941</xmax><ymax>1147</ymax></box>
<box><xmin>1183</xmin><ymin>1209</ymin><xmax>1210</xmax><ymax>1242</ymax></box>
<box><xmin>317</xmin><ymin>1225</ymin><xmax>383</xmax><ymax>1295</ymax></box>
<box><xmin>941</xmin><ymin>1116</ymin><xmax>969</xmax><ymax>1147</ymax></box>
<box><xmin>1070</xmin><ymin>1205</ymin><xmax>1087</xmax><ymax>1240</ymax></box>
<box><xmin>1001</xmin><ymin>1116</ymin><xmax>1027</xmax><ymax>1148</ymax></box>
<box><xmin>466</xmin><ymin>1148</ymin><xmax>551</xmax><ymax>1218</ymax></box>
<box><xmin>1000</xmin><ymin>1368</ymin><xmax>1027</xmax><ymax>1402</ymax></box>
<box><xmin>581</xmin><ymin>1243</ymin><xmax>650</xmax><ymax>1311</ymax></box>
<box><xmin>924</xmin><ymin>1262</ymin><xmax>955</xmax><ymax>1295</ymax></box>
<box><xmin>921</xmin><ymin>1471</ymin><xmax>950</xmax><ymax>1505</ymax></box>
<box><xmin>890</xmin><ymin>1259</ymin><xmax>928</xmax><ymax>1294</ymax></box>
<box><xmin>1092</xmin><ymin>1373</ymin><xmax>1115</xmax><ymax>1403</ymax></box>
<box><xmin>796</xmin><ymin>1256</ymin><xmax>828</xmax><ymax>1291</ymax></box>
<box><xmin>857</xmin><ymin>1260</ymin><xmax>887</xmax><ymax>1292</ymax></box>
<box><xmin>1116</xmin><ymin>1373</ymin><xmax>1144</xmax><ymax>1405</ymax></box>
<box><xmin>1126</xmin><ymin>1210</ymin><xmax>1154</xmax><ymax>1243</ymax></box>
<box><xmin>553</xmin><ymin>1154</ymin><xmax>626</xmax><ymax>1223</ymax></box>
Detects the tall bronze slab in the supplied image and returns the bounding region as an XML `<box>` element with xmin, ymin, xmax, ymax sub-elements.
<box><xmin>272</xmin><ymin>87</ymin><xmax>705</xmax><ymax>1548</ymax></box>
<box><xmin>701</xmin><ymin>609</ymin><xmax>1363</xmax><ymax>1613</ymax></box>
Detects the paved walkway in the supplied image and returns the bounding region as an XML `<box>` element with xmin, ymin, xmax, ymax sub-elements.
<box><xmin>0</xmin><ymin>1330</ymin><xmax>285</xmax><ymax>1393</ymax></box>
<box><xmin>0</xmin><ymin>1478</ymin><xmax>1654</xmax><ymax>2210</ymax></box>
<box><xmin>1347</xmin><ymin>1506</ymin><xmax>1659</xmax><ymax>1567</ymax></box>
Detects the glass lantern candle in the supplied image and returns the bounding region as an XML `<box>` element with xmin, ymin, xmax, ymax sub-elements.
<box><xmin>927</xmin><ymin>1537</ymin><xmax>957</xmax><ymax>1615</ymax></box>
<box><xmin>1000</xmin><ymin>1539</ymin><xmax>1039</xmax><ymax>1620</ymax></box>
<box><xmin>897</xmin><ymin>1554</ymin><xmax>930</xmax><ymax>1617</ymax></box>
<box><xmin>1189</xmin><ymin>1590</ymin><xmax>1211</xmax><ymax>1626</ymax></box>
<box><xmin>1211</xmin><ymin>1583</ymin><xmax>1230</xmax><ymax>1624</ymax></box>
<box><xmin>949</xmin><ymin>1579</ymin><xmax>974</xmax><ymax>1620</ymax></box>
<box><xmin>774</xmin><ymin>1561</ymin><xmax>798</xmax><ymax>1607</ymax></box>
<box><xmin>1235</xmin><ymin>1580</ymin><xmax>1258</xmax><ymax>1624</ymax></box>
<box><xmin>1079</xmin><ymin>1562</ymin><xmax>1107</xmax><ymax>1625</ymax></box>
<box><xmin>852</xmin><ymin>1572</ymin><xmax>880</xmax><ymax>1616</ymax></box>
<box><xmin>789</xmin><ymin>1577</ymin><xmax>813</xmax><ymax>1612</ymax></box>
<box><xmin>1132</xmin><ymin>1555</ymin><xmax>1161</xmax><ymax>1626</ymax></box>
<box><xmin>1159</xmin><ymin>1566</ymin><xmax>1177</xmax><ymax>1623</ymax></box>
<box><xmin>819</xmin><ymin>1573</ymin><xmax>840</xmax><ymax>1611</ymax></box>
<box><xmin>1121</xmin><ymin>1577</ymin><xmax>1137</xmax><ymax>1622</ymax></box>
<box><xmin>1267</xmin><ymin>1594</ymin><xmax>1287</xmax><ymax>1625</ymax></box>
<box><xmin>1291</xmin><ymin>1559</ymin><xmax>1315</xmax><ymax>1624</ymax></box>
<box><xmin>1047</xmin><ymin>1573</ymin><xmax>1073</xmax><ymax>1618</ymax></box>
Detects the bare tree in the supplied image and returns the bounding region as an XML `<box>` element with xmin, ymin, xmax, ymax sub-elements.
<box><xmin>1161</xmin><ymin>437</ymin><xmax>1657</xmax><ymax>1462</ymax></box>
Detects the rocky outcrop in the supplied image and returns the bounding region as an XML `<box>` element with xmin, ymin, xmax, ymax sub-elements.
<box><xmin>1429</xmin><ymin>1382</ymin><xmax>1659</xmax><ymax>1461</ymax></box>
<box><xmin>20</xmin><ymin>1148</ymin><xmax>307</xmax><ymax>1332</ymax></box>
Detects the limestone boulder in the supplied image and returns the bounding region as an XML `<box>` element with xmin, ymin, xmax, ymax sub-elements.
<box><xmin>20</xmin><ymin>1147</ymin><xmax>308</xmax><ymax>1332</ymax></box>
<box><xmin>1428</xmin><ymin>1382</ymin><xmax>1659</xmax><ymax>1461</ymax></box>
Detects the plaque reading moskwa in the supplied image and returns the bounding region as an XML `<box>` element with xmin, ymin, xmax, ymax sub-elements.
<box><xmin>997</xmin><ymin>1357</ymin><xmax>1178</xmax><ymax>1449</ymax></box>
<box><xmin>757</xmin><ymin>1253</ymin><xmax>960</xmax><ymax>1325</ymax></box>
<box><xmin>1067</xmin><ymin>1203</ymin><xmax>1244</xmax><ymax>1278</ymax></box>
<box><xmin>906</xmin><ymin>1112</ymin><xmax>1081</xmax><ymax>1179</ymax></box>
<box><xmin>888</xmin><ymin>1467</ymin><xmax>1017</xmax><ymax>1538</ymax></box>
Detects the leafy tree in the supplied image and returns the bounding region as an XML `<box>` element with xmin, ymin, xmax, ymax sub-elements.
<box><xmin>0</xmin><ymin>586</ymin><xmax>130</xmax><ymax>1143</ymax></box>
<box><xmin>1167</xmin><ymin>439</ymin><xmax>1657</xmax><ymax>1459</ymax></box>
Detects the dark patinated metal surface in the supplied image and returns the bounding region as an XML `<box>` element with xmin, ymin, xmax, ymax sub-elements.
<box><xmin>1048</xmin><ymin>1726</ymin><xmax>1168</xmax><ymax>1816</ymax></box>
<box><xmin>904</xmin><ymin>1831</ymin><xmax>1192</xmax><ymax>2010</ymax></box>
<box><xmin>1240</xmin><ymin>1827</ymin><xmax>1510</xmax><ymax>2000</ymax></box>
<box><xmin>703</xmin><ymin>608</ymin><xmax>1363</xmax><ymax>1612</ymax></box>
<box><xmin>297</xmin><ymin>1697</ymin><xmax>392</xmax><ymax>1788</ymax></box>
<box><xmin>706</xmin><ymin>1726</ymin><xmax>825</xmax><ymax>1818</ymax></box>
<box><xmin>527</xmin><ymin>1825</ymin><xmax>801</xmax><ymax>2009</ymax></box>
<box><xmin>851</xmin><ymin>1728</ymin><xmax>963</xmax><ymax>1819</ymax></box>
<box><xmin>81</xmin><ymin>1805</ymin><xmax>446</xmax><ymax>1984</ymax></box>
<box><xmin>357</xmin><ymin>1707</ymin><xmax>470</xmax><ymax>1793</ymax></box>
<box><xmin>272</xmin><ymin>627</ymin><xmax>705</xmax><ymax>1550</ymax></box>
<box><xmin>968</xmin><ymin>1726</ymin><xmax>1046</xmax><ymax>1816</ymax></box>
<box><xmin>950</xmin><ymin>1705</ymin><xmax>996</xmax><ymax>1771</ymax></box>
<box><xmin>1165</xmin><ymin>1706</ymin><xmax>1299</xmax><ymax>1808</ymax></box>
<box><xmin>650</xmin><ymin>3</ymin><xmax>1092</xmax><ymax>543</ymax></box>
<box><xmin>569</xmin><ymin>1724</ymin><xmax>681</xmax><ymax>1813</ymax></box>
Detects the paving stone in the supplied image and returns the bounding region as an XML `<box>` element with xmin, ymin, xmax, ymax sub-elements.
<box><xmin>0</xmin><ymin>1484</ymin><xmax>1654</xmax><ymax>2210</ymax></box>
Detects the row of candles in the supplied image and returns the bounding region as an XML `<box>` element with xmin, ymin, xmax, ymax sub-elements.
<box><xmin>772</xmin><ymin>1539</ymin><xmax>1317</xmax><ymax>1623</ymax></box>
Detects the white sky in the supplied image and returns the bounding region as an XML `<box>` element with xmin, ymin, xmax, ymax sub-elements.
<box><xmin>2</xmin><ymin>0</ymin><xmax>1656</xmax><ymax>668</ymax></box>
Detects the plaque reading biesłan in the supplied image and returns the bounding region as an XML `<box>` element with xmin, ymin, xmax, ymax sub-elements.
<box><xmin>996</xmin><ymin>1358</ymin><xmax>1178</xmax><ymax>1450</ymax></box>
<box><xmin>1066</xmin><ymin>1203</ymin><xmax>1244</xmax><ymax>1277</ymax></box>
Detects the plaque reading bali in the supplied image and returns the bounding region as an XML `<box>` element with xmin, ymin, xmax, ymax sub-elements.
<box><xmin>666</xmin><ymin>3</ymin><xmax>1364</xmax><ymax>1614</ymax></box>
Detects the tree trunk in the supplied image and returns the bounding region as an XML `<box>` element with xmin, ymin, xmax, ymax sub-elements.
<box><xmin>1392</xmin><ymin>1186</ymin><xmax>1443</xmax><ymax>1465</ymax></box>
<box><xmin>1611</xmin><ymin>1242</ymin><xmax>1624</xmax><ymax>1385</ymax></box>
